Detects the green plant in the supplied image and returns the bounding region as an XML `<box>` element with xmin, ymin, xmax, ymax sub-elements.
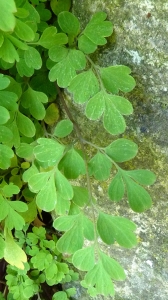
<box><xmin>0</xmin><ymin>0</ymin><xmax>156</xmax><ymax>299</ymax></box>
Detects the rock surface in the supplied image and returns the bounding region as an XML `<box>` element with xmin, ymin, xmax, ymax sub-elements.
<box><xmin>69</xmin><ymin>1</ymin><xmax>168</xmax><ymax>299</ymax></box>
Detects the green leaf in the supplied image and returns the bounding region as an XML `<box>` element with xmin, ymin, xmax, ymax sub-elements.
<box><xmin>54</xmin><ymin>119</ymin><xmax>73</xmax><ymax>138</ymax></box>
<box><xmin>51</xmin><ymin>0</ymin><xmax>71</xmax><ymax>15</ymax></box>
<box><xmin>97</xmin><ymin>212</ymin><xmax>137</xmax><ymax>248</ymax></box>
<box><xmin>55</xmin><ymin>169</ymin><xmax>74</xmax><ymax>200</ymax></box>
<box><xmin>0</xmin><ymin>37</ymin><xmax>19</xmax><ymax>63</ymax></box>
<box><xmin>53</xmin><ymin>215</ymin><xmax>77</xmax><ymax>231</ymax></box>
<box><xmin>78</xmin><ymin>34</ymin><xmax>97</xmax><ymax>54</ymax></box>
<box><xmin>52</xmin><ymin>291</ymin><xmax>68</xmax><ymax>300</ymax></box>
<box><xmin>28</xmin><ymin>172</ymin><xmax>52</xmax><ymax>193</ymax></box>
<box><xmin>88</xmin><ymin>152</ymin><xmax>112</xmax><ymax>180</ymax></box>
<box><xmin>72</xmin><ymin>246</ymin><xmax>95</xmax><ymax>271</ymax></box>
<box><xmin>82</xmin><ymin>216</ymin><xmax>95</xmax><ymax>241</ymax></box>
<box><xmin>110</xmin><ymin>95</ymin><xmax>133</xmax><ymax>115</ymax></box>
<box><xmin>49</xmin><ymin>45</ymin><xmax>68</xmax><ymax>62</ymax></box>
<box><xmin>8</xmin><ymin>35</ymin><xmax>28</xmax><ymax>50</ymax></box>
<box><xmin>0</xmin><ymin>91</ymin><xmax>18</xmax><ymax>111</ymax></box>
<box><xmin>0</xmin><ymin>144</ymin><xmax>14</xmax><ymax>169</ymax></box>
<box><xmin>0</xmin><ymin>126</ymin><xmax>13</xmax><ymax>143</ymax></box>
<box><xmin>44</xmin><ymin>103</ymin><xmax>59</xmax><ymax>125</ymax></box>
<box><xmin>33</xmin><ymin>138</ymin><xmax>65</xmax><ymax>166</ymax></box>
<box><xmin>124</xmin><ymin>176</ymin><xmax>152</xmax><ymax>212</ymax></box>
<box><xmin>21</xmin><ymin>87</ymin><xmax>48</xmax><ymax>120</ymax></box>
<box><xmin>0</xmin><ymin>74</ymin><xmax>10</xmax><ymax>90</ymax></box>
<box><xmin>99</xmin><ymin>251</ymin><xmax>126</xmax><ymax>281</ymax></box>
<box><xmin>68</xmin><ymin>70</ymin><xmax>99</xmax><ymax>103</ymax></box>
<box><xmin>39</xmin><ymin>26</ymin><xmax>68</xmax><ymax>49</ymax></box>
<box><xmin>24</xmin><ymin>46</ymin><xmax>42</xmax><ymax>70</ymax></box>
<box><xmin>0</xmin><ymin>0</ymin><xmax>16</xmax><ymax>32</ymax></box>
<box><xmin>105</xmin><ymin>138</ymin><xmax>138</xmax><ymax>162</ymax></box>
<box><xmin>78</xmin><ymin>12</ymin><xmax>113</xmax><ymax>54</ymax></box>
<box><xmin>2</xmin><ymin>183</ymin><xmax>20</xmax><ymax>197</ymax></box>
<box><xmin>55</xmin><ymin>194</ymin><xmax>70</xmax><ymax>215</ymax></box>
<box><xmin>85</xmin><ymin>91</ymin><xmax>105</xmax><ymax>120</ymax></box>
<box><xmin>16</xmin><ymin>143</ymin><xmax>34</xmax><ymax>159</ymax></box>
<box><xmin>16</xmin><ymin>55</ymin><xmax>34</xmax><ymax>77</ymax></box>
<box><xmin>0</xmin><ymin>106</ymin><xmax>10</xmax><ymax>124</ymax></box>
<box><xmin>58</xmin><ymin>11</ymin><xmax>80</xmax><ymax>36</ymax></box>
<box><xmin>4</xmin><ymin>230</ymin><xmax>27</xmax><ymax>270</ymax></box>
<box><xmin>59</xmin><ymin>148</ymin><xmax>85</xmax><ymax>179</ymax></box>
<box><xmin>36</xmin><ymin>173</ymin><xmax>57</xmax><ymax>211</ymax></box>
<box><xmin>14</xmin><ymin>19</ymin><xmax>35</xmax><ymax>42</ymax></box>
<box><xmin>108</xmin><ymin>172</ymin><xmax>125</xmax><ymax>202</ymax></box>
<box><xmin>17</xmin><ymin>111</ymin><xmax>36</xmax><ymax>137</ymax></box>
<box><xmin>124</xmin><ymin>169</ymin><xmax>156</xmax><ymax>185</ymax></box>
<box><xmin>72</xmin><ymin>186</ymin><xmax>89</xmax><ymax>207</ymax></box>
<box><xmin>0</xmin><ymin>237</ymin><xmax>5</xmax><ymax>259</ymax></box>
<box><xmin>49</xmin><ymin>49</ymin><xmax>86</xmax><ymax>87</ymax></box>
<box><xmin>100</xmin><ymin>65</ymin><xmax>136</xmax><ymax>94</ymax></box>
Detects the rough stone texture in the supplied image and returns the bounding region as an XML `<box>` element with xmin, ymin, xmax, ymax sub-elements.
<box><xmin>69</xmin><ymin>1</ymin><xmax>168</xmax><ymax>299</ymax></box>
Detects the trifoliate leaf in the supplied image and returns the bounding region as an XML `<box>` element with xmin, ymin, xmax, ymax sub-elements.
<box><xmin>16</xmin><ymin>111</ymin><xmax>36</xmax><ymax>137</ymax></box>
<box><xmin>0</xmin><ymin>144</ymin><xmax>14</xmax><ymax>169</ymax></box>
<box><xmin>49</xmin><ymin>49</ymin><xmax>86</xmax><ymax>87</ymax></box>
<box><xmin>14</xmin><ymin>19</ymin><xmax>35</xmax><ymax>42</ymax></box>
<box><xmin>51</xmin><ymin>0</ymin><xmax>71</xmax><ymax>15</ymax></box>
<box><xmin>0</xmin><ymin>126</ymin><xmax>13</xmax><ymax>143</ymax></box>
<box><xmin>39</xmin><ymin>26</ymin><xmax>68</xmax><ymax>49</ymax></box>
<box><xmin>2</xmin><ymin>183</ymin><xmax>20</xmax><ymax>197</ymax></box>
<box><xmin>4</xmin><ymin>230</ymin><xmax>27</xmax><ymax>270</ymax></box>
<box><xmin>124</xmin><ymin>169</ymin><xmax>156</xmax><ymax>185</ymax></box>
<box><xmin>108</xmin><ymin>172</ymin><xmax>125</xmax><ymax>202</ymax></box>
<box><xmin>36</xmin><ymin>173</ymin><xmax>57</xmax><ymax>211</ymax></box>
<box><xmin>105</xmin><ymin>138</ymin><xmax>138</xmax><ymax>162</ymax></box>
<box><xmin>124</xmin><ymin>176</ymin><xmax>152</xmax><ymax>212</ymax></box>
<box><xmin>59</xmin><ymin>148</ymin><xmax>85</xmax><ymax>179</ymax></box>
<box><xmin>33</xmin><ymin>138</ymin><xmax>65</xmax><ymax>166</ymax></box>
<box><xmin>0</xmin><ymin>0</ymin><xmax>16</xmax><ymax>32</ymax></box>
<box><xmin>54</xmin><ymin>119</ymin><xmax>73</xmax><ymax>138</ymax></box>
<box><xmin>100</xmin><ymin>65</ymin><xmax>136</xmax><ymax>94</ymax></box>
<box><xmin>97</xmin><ymin>212</ymin><xmax>137</xmax><ymax>248</ymax></box>
<box><xmin>88</xmin><ymin>152</ymin><xmax>112</xmax><ymax>180</ymax></box>
<box><xmin>58</xmin><ymin>11</ymin><xmax>80</xmax><ymax>36</ymax></box>
<box><xmin>0</xmin><ymin>74</ymin><xmax>10</xmax><ymax>90</ymax></box>
<box><xmin>24</xmin><ymin>46</ymin><xmax>42</xmax><ymax>70</ymax></box>
<box><xmin>0</xmin><ymin>106</ymin><xmax>10</xmax><ymax>124</ymax></box>
<box><xmin>99</xmin><ymin>251</ymin><xmax>126</xmax><ymax>281</ymax></box>
<box><xmin>36</xmin><ymin>3</ymin><xmax>51</xmax><ymax>21</ymax></box>
<box><xmin>85</xmin><ymin>91</ymin><xmax>105</xmax><ymax>120</ymax></box>
<box><xmin>55</xmin><ymin>169</ymin><xmax>74</xmax><ymax>200</ymax></box>
<box><xmin>44</xmin><ymin>103</ymin><xmax>59</xmax><ymax>125</ymax></box>
<box><xmin>72</xmin><ymin>246</ymin><xmax>95</xmax><ymax>271</ymax></box>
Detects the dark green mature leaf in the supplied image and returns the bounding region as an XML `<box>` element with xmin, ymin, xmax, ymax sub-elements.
<box><xmin>58</xmin><ymin>11</ymin><xmax>80</xmax><ymax>36</ymax></box>
<box><xmin>68</xmin><ymin>70</ymin><xmax>99</xmax><ymax>103</ymax></box>
<box><xmin>72</xmin><ymin>246</ymin><xmax>95</xmax><ymax>271</ymax></box>
<box><xmin>0</xmin><ymin>91</ymin><xmax>18</xmax><ymax>111</ymax></box>
<box><xmin>97</xmin><ymin>212</ymin><xmax>137</xmax><ymax>248</ymax></box>
<box><xmin>100</xmin><ymin>65</ymin><xmax>136</xmax><ymax>94</ymax></box>
<box><xmin>17</xmin><ymin>111</ymin><xmax>36</xmax><ymax>137</ymax></box>
<box><xmin>39</xmin><ymin>26</ymin><xmax>68</xmax><ymax>49</ymax></box>
<box><xmin>33</xmin><ymin>138</ymin><xmax>65</xmax><ymax>166</ymax></box>
<box><xmin>59</xmin><ymin>148</ymin><xmax>85</xmax><ymax>179</ymax></box>
<box><xmin>108</xmin><ymin>172</ymin><xmax>125</xmax><ymax>202</ymax></box>
<box><xmin>16</xmin><ymin>55</ymin><xmax>34</xmax><ymax>77</ymax></box>
<box><xmin>51</xmin><ymin>0</ymin><xmax>71</xmax><ymax>15</ymax></box>
<box><xmin>54</xmin><ymin>119</ymin><xmax>73</xmax><ymax>138</ymax></box>
<box><xmin>0</xmin><ymin>144</ymin><xmax>14</xmax><ymax>169</ymax></box>
<box><xmin>105</xmin><ymin>138</ymin><xmax>138</xmax><ymax>162</ymax></box>
<box><xmin>49</xmin><ymin>49</ymin><xmax>86</xmax><ymax>87</ymax></box>
<box><xmin>49</xmin><ymin>45</ymin><xmax>68</xmax><ymax>62</ymax></box>
<box><xmin>124</xmin><ymin>176</ymin><xmax>152</xmax><ymax>212</ymax></box>
<box><xmin>99</xmin><ymin>251</ymin><xmax>126</xmax><ymax>281</ymax></box>
<box><xmin>88</xmin><ymin>152</ymin><xmax>112</xmax><ymax>180</ymax></box>
<box><xmin>124</xmin><ymin>169</ymin><xmax>156</xmax><ymax>185</ymax></box>
<box><xmin>0</xmin><ymin>74</ymin><xmax>10</xmax><ymax>90</ymax></box>
<box><xmin>0</xmin><ymin>0</ymin><xmax>16</xmax><ymax>32</ymax></box>
<box><xmin>78</xmin><ymin>35</ymin><xmax>97</xmax><ymax>54</ymax></box>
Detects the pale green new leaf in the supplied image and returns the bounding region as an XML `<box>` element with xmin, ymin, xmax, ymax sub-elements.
<box><xmin>97</xmin><ymin>212</ymin><xmax>137</xmax><ymax>248</ymax></box>
<box><xmin>0</xmin><ymin>91</ymin><xmax>18</xmax><ymax>111</ymax></box>
<box><xmin>52</xmin><ymin>291</ymin><xmax>68</xmax><ymax>300</ymax></box>
<box><xmin>105</xmin><ymin>138</ymin><xmax>138</xmax><ymax>162</ymax></box>
<box><xmin>0</xmin><ymin>0</ymin><xmax>16</xmax><ymax>32</ymax></box>
<box><xmin>16</xmin><ymin>143</ymin><xmax>34</xmax><ymax>159</ymax></box>
<box><xmin>59</xmin><ymin>148</ymin><xmax>85</xmax><ymax>179</ymax></box>
<box><xmin>85</xmin><ymin>91</ymin><xmax>105</xmax><ymax>120</ymax></box>
<box><xmin>0</xmin><ymin>144</ymin><xmax>14</xmax><ymax>169</ymax></box>
<box><xmin>54</xmin><ymin>119</ymin><xmax>73</xmax><ymax>138</ymax></box>
<box><xmin>39</xmin><ymin>26</ymin><xmax>68</xmax><ymax>49</ymax></box>
<box><xmin>72</xmin><ymin>246</ymin><xmax>95</xmax><ymax>271</ymax></box>
<box><xmin>53</xmin><ymin>215</ymin><xmax>78</xmax><ymax>231</ymax></box>
<box><xmin>82</xmin><ymin>216</ymin><xmax>95</xmax><ymax>241</ymax></box>
<box><xmin>33</xmin><ymin>138</ymin><xmax>65</xmax><ymax>166</ymax></box>
<box><xmin>28</xmin><ymin>172</ymin><xmax>52</xmax><ymax>193</ymax></box>
<box><xmin>4</xmin><ymin>230</ymin><xmax>27</xmax><ymax>270</ymax></box>
<box><xmin>17</xmin><ymin>111</ymin><xmax>36</xmax><ymax>137</ymax></box>
<box><xmin>110</xmin><ymin>95</ymin><xmax>133</xmax><ymax>115</ymax></box>
<box><xmin>22</xmin><ymin>164</ymin><xmax>39</xmax><ymax>183</ymax></box>
<box><xmin>88</xmin><ymin>152</ymin><xmax>112</xmax><ymax>180</ymax></box>
<box><xmin>55</xmin><ymin>169</ymin><xmax>73</xmax><ymax>200</ymax></box>
<box><xmin>0</xmin><ymin>74</ymin><xmax>10</xmax><ymax>90</ymax></box>
<box><xmin>108</xmin><ymin>172</ymin><xmax>125</xmax><ymax>202</ymax></box>
<box><xmin>8</xmin><ymin>35</ymin><xmax>28</xmax><ymax>51</ymax></box>
<box><xmin>55</xmin><ymin>193</ymin><xmax>70</xmax><ymax>215</ymax></box>
<box><xmin>36</xmin><ymin>173</ymin><xmax>57</xmax><ymax>211</ymax></box>
<box><xmin>124</xmin><ymin>169</ymin><xmax>156</xmax><ymax>185</ymax></box>
<box><xmin>0</xmin><ymin>106</ymin><xmax>10</xmax><ymax>124</ymax></box>
<box><xmin>124</xmin><ymin>176</ymin><xmax>152</xmax><ymax>212</ymax></box>
<box><xmin>99</xmin><ymin>251</ymin><xmax>126</xmax><ymax>281</ymax></box>
<box><xmin>14</xmin><ymin>19</ymin><xmax>35</xmax><ymax>42</ymax></box>
<box><xmin>24</xmin><ymin>46</ymin><xmax>42</xmax><ymax>70</ymax></box>
<box><xmin>49</xmin><ymin>49</ymin><xmax>86</xmax><ymax>87</ymax></box>
<box><xmin>100</xmin><ymin>65</ymin><xmax>136</xmax><ymax>94</ymax></box>
<box><xmin>0</xmin><ymin>37</ymin><xmax>19</xmax><ymax>63</ymax></box>
<box><xmin>0</xmin><ymin>237</ymin><xmax>5</xmax><ymax>259</ymax></box>
<box><xmin>68</xmin><ymin>70</ymin><xmax>99</xmax><ymax>103</ymax></box>
<box><xmin>58</xmin><ymin>11</ymin><xmax>80</xmax><ymax>36</ymax></box>
<box><xmin>2</xmin><ymin>183</ymin><xmax>20</xmax><ymax>197</ymax></box>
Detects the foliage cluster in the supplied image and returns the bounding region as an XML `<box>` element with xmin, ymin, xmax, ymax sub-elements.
<box><xmin>0</xmin><ymin>0</ymin><xmax>156</xmax><ymax>299</ymax></box>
